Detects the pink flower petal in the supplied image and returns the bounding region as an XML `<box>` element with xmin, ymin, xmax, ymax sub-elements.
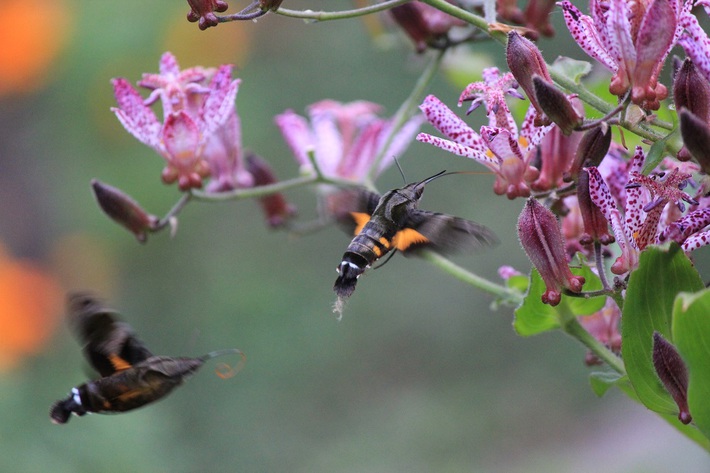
<box><xmin>111</xmin><ymin>78</ymin><xmax>161</xmax><ymax>148</ymax></box>
<box><xmin>419</xmin><ymin>95</ymin><xmax>486</xmax><ymax>151</ymax></box>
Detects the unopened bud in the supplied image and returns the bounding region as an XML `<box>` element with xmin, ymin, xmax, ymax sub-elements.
<box><xmin>187</xmin><ymin>0</ymin><xmax>228</xmax><ymax>30</ymax></box>
<box><xmin>565</xmin><ymin>123</ymin><xmax>611</xmax><ymax>182</ymax></box>
<box><xmin>532</xmin><ymin>76</ymin><xmax>583</xmax><ymax>135</ymax></box>
<box><xmin>245</xmin><ymin>154</ymin><xmax>296</xmax><ymax>228</ymax></box>
<box><xmin>674</xmin><ymin>58</ymin><xmax>710</xmax><ymax>122</ymax></box>
<box><xmin>679</xmin><ymin>108</ymin><xmax>710</xmax><ymax>174</ymax></box>
<box><xmin>91</xmin><ymin>180</ymin><xmax>159</xmax><ymax>243</ymax></box>
<box><xmin>506</xmin><ymin>31</ymin><xmax>552</xmax><ymax>124</ymax></box>
<box><xmin>652</xmin><ymin>332</ymin><xmax>692</xmax><ymax>424</ymax></box>
<box><xmin>390</xmin><ymin>2</ymin><xmax>464</xmax><ymax>53</ymax></box>
<box><xmin>517</xmin><ymin>198</ymin><xmax>585</xmax><ymax>305</ymax></box>
<box><xmin>259</xmin><ymin>0</ymin><xmax>284</xmax><ymax>11</ymax></box>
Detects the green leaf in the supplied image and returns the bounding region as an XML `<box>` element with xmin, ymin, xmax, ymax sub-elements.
<box><xmin>550</xmin><ymin>57</ymin><xmax>592</xmax><ymax>84</ymax></box>
<box><xmin>506</xmin><ymin>274</ymin><xmax>529</xmax><ymax>293</ymax></box>
<box><xmin>589</xmin><ymin>371</ymin><xmax>628</xmax><ymax>397</ymax></box>
<box><xmin>513</xmin><ymin>269</ymin><xmax>559</xmax><ymax>336</ymax></box>
<box><xmin>622</xmin><ymin>244</ymin><xmax>703</xmax><ymax>415</ymax></box>
<box><xmin>641</xmin><ymin>130</ymin><xmax>677</xmax><ymax>174</ymax></box>
<box><xmin>566</xmin><ymin>262</ymin><xmax>605</xmax><ymax>316</ymax></box>
<box><xmin>673</xmin><ymin>290</ymin><xmax>710</xmax><ymax>440</ymax></box>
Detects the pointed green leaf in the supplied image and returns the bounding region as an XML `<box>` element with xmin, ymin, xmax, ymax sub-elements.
<box><xmin>589</xmin><ymin>371</ymin><xmax>628</xmax><ymax>397</ymax></box>
<box><xmin>622</xmin><ymin>244</ymin><xmax>703</xmax><ymax>414</ymax></box>
<box><xmin>673</xmin><ymin>290</ymin><xmax>710</xmax><ymax>440</ymax></box>
<box><xmin>513</xmin><ymin>269</ymin><xmax>559</xmax><ymax>336</ymax></box>
<box><xmin>550</xmin><ymin>57</ymin><xmax>592</xmax><ymax>84</ymax></box>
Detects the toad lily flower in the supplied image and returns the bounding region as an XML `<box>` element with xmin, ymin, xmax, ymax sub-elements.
<box><xmin>559</xmin><ymin>0</ymin><xmax>690</xmax><ymax>110</ymax></box>
<box><xmin>586</xmin><ymin>147</ymin><xmax>697</xmax><ymax>274</ymax></box>
<box><xmin>112</xmin><ymin>52</ymin><xmax>248</xmax><ymax>192</ymax></box>
<box><xmin>275</xmin><ymin>100</ymin><xmax>424</xmax><ymax>184</ymax></box>
<box><xmin>417</xmin><ymin>75</ymin><xmax>553</xmax><ymax>199</ymax></box>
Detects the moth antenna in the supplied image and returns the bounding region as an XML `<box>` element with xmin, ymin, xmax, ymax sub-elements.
<box><xmin>200</xmin><ymin>348</ymin><xmax>247</xmax><ymax>379</ymax></box>
<box><xmin>393</xmin><ymin>157</ymin><xmax>407</xmax><ymax>185</ymax></box>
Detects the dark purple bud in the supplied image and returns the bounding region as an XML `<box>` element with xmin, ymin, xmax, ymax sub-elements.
<box><xmin>517</xmin><ymin>198</ymin><xmax>585</xmax><ymax>305</ymax></box>
<box><xmin>523</xmin><ymin>0</ymin><xmax>556</xmax><ymax>37</ymax></box>
<box><xmin>679</xmin><ymin>108</ymin><xmax>710</xmax><ymax>175</ymax></box>
<box><xmin>674</xmin><ymin>58</ymin><xmax>710</xmax><ymax>123</ymax></box>
<box><xmin>506</xmin><ymin>31</ymin><xmax>552</xmax><ymax>123</ymax></box>
<box><xmin>652</xmin><ymin>332</ymin><xmax>692</xmax><ymax>424</ymax></box>
<box><xmin>565</xmin><ymin>123</ymin><xmax>612</xmax><ymax>182</ymax></box>
<box><xmin>259</xmin><ymin>0</ymin><xmax>284</xmax><ymax>11</ymax></box>
<box><xmin>577</xmin><ymin>169</ymin><xmax>614</xmax><ymax>245</ymax></box>
<box><xmin>91</xmin><ymin>180</ymin><xmax>159</xmax><ymax>243</ymax></box>
<box><xmin>245</xmin><ymin>154</ymin><xmax>296</xmax><ymax>228</ymax></box>
<box><xmin>187</xmin><ymin>0</ymin><xmax>228</xmax><ymax>30</ymax></box>
<box><xmin>389</xmin><ymin>2</ymin><xmax>464</xmax><ymax>53</ymax></box>
<box><xmin>532</xmin><ymin>75</ymin><xmax>583</xmax><ymax>135</ymax></box>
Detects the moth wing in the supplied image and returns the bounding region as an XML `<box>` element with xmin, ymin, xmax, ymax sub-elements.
<box><xmin>401</xmin><ymin>209</ymin><xmax>498</xmax><ymax>254</ymax></box>
<box><xmin>67</xmin><ymin>293</ymin><xmax>153</xmax><ymax>377</ymax></box>
<box><xmin>329</xmin><ymin>188</ymin><xmax>381</xmax><ymax>236</ymax></box>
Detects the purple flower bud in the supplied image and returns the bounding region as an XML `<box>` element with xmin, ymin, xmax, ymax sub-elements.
<box><xmin>389</xmin><ymin>2</ymin><xmax>464</xmax><ymax>53</ymax></box>
<box><xmin>652</xmin><ymin>332</ymin><xmax>692</xmax><ymax>424</ymax></box>
<box><xmin>565</xmin><ymin>123</ymin><xmax>612</xmax><ymax>183</ymax></box>
<box><xmin>186</xmin><ymin>0</ymin><xmax>228</xmax><ymax>30</ymax></box>
<box><xmin>506</xmin><ymin>31</ymin><xmax>552</xmax><ymax>124</ymax></box>
<box><xmin>259</xmin><ymin>0</ymin><xmax>284</xmax><ymax>11</ymax></box>
<box><xmin>517</xmin><ymin>198</ymin><xmax>585</xmax><ymax>305</ymax></box>
<box><xmin>245</xmin><ymin>153</ymin><xmax>297</xmax><ymax>228</ymax></box>
<box><xmin>523</xmin><ymin>0</ymin><xmax>556</xmax><ymax>37</ymax></box>
<box><xmin>679</xmin><ymin>108</ymin><xmax>710</xmax><ymax>175</ymax></box>
<box><xmin>91</xmin><ymin>180</ymin><xmax>159</xmax><ymax>243</ymax></box>
<box><xmin>532</xmin><ymin>76</ymin><xmax>583</xmax><ymax>135</ymax></box>
<box><xmin>674</xmin><ymin>58</ymin><xmax>710</xmax><ymax>123</ymax></box>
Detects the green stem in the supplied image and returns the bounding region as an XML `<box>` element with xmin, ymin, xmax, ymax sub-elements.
<box><xmin>369</xmin><ymin>48</ymin><xmax>445</xmax><ymax>180</ymax></box>
<box><xmin>558</xmin><ymin>301</ymin><xmax>626</xmax><ymax>375</ymax></box>
<box><xmin>275</xmin><ymin>0</ymin><xmax>412</xmax><ymax>21</ymax></box>
<box><xmin>420</xmin><ymin>251</ymin><xmax>520</xmax><ymax>303</ymax></box>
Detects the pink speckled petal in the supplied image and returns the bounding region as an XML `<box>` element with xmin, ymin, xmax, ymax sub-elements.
<box><xmin>558</xmin><ymin>1</ymin><xmax>617</xmax><ymax>72</ymax></box>
<box><xmin>416</xmin><ymin>133</ymin><xmax>499</xmax><ymax>169</ymax></box>
<box><xmin>681</xmin><ymin>230</ymin><xmax>710</xmax><ymax>252</ymax></box>
<box><xmin>111</xmin><ymin>78</ymin><xmax>161</xmax><ymax>149</ymax></box>
<box><xmin>678</xmin><ymin>14</ymin><xmax>710</xmax><ymax>83</ymax></box>
<box><xmin>201</xmin><ymin>66</ymin><xmax>239</xmax><ymax>133</ymax></box>
<box><xmin>419</xmin><ymin>95</ymin><xmax>486</xmax><ymax>151</ymax></box>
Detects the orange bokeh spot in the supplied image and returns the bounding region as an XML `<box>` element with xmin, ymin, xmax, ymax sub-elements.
<box><xmin>0</xmin><ymin>0</ymin><xmax>73</xmax><ymax>96</ymax></box>
<box><xmin>0</xmin><ymin>244</ymin><xmax>63</xmax><ymax>372</ymax></box>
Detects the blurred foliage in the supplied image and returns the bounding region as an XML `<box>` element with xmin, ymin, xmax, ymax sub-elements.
<box><xmin>0</xmin><ymin>0</ymin><xmax>708</xmax><ymax>472</ymax></box>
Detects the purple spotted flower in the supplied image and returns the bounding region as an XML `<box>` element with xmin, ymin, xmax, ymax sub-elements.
<box><xmin>586</xmin><ymin>147</ymin><xmax>698</xmax><ymax>274</ymax></box>
<box><xmin>558</xmin><ymin>0</ymin><xmax>691</xmax><ymax>110</ymax></box>
<box><xmin>112</xmin><ymin>52</ymin><xmax>251</xmax><ymax>192</ymax></box>
<box><xmin>275</xmin><ymin>100</ymin><xmax>424</xmax><ymax>184</ymax></box>
<box><xmin>417</xmin><ymin>69</ymin><xmax>555</xmax><ymax>199</ymax></box>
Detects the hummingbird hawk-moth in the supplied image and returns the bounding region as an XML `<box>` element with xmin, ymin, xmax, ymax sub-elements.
<box><xmin>333</xmin><ymin>171</ymin><xmax>498</xmax><ymax>304</ymax></box>
<box><xmin>50</xmin><ymin>293</ymin><xmax>245</xmax><ymax>424</ymax></box>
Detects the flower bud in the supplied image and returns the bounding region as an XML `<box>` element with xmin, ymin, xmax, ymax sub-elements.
<box><xmin>673</xmin><ymin>58</ymin><xmax>710</xmax><ymax>122</ymax></box>
<box><xmin>91</xmin><ymin>180</ymin><xmax>159</xmax><ymax>243</ymax></box>
<box><xmin>577</xmin><ymin>169</ymin><xmax>614</xmax><ymax>245</ymax></box>
<box><xmin>652</xmin><ymin>332</ymin><xmax>692</xmax><ymax>424</ymax></box>
<box><xmin>679</xmin><ymin>108</ymin><xmax>710</xmax><ymax>174</ymax></box>
<box><xmin>517</xmin><ymin>198</ymin><xmax>585</xmax><ymax>305</ymax></box>
<box><xmin>523</xmin><ymin>0</ymin><xmax>556</xmax><ymax>37</ymax></box>
<box><xmin>259</xmin><ymin>0</ymin><xmax>284</xmax><ymax>11</ymax></box>
<box><xmin>389</xmin><ymin>2</ymin><xmax>464</xmax><ymax>53</ymax></box>
<box><xmin>532</xmin><ymin>76</ymin><xmax>583</xmax><ymax>135</ymax></box>
<box><xmin>187</xmin><ymin>0</ymin><xmax>228</xmax><ymax>30</ymax></box>
<box><xmin>245</xmin><ymin>154</ymin><xmax>296</xmax><ymax>228</ymax></box>
<box><xmin>506</xmin><ymin>31</ymin><xmax>552</xmax><ymax>124</ymax></box>
<box><xmin>565</xmin><ymin>123</ymin><xmax>612</xmax><ymax>182</ymax></box>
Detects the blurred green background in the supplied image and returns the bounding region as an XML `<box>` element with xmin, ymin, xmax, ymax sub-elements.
<box><xmin>0</xmin><ymin>1</ymin><xmax>708</xmax><ymax>471</ymax></box>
